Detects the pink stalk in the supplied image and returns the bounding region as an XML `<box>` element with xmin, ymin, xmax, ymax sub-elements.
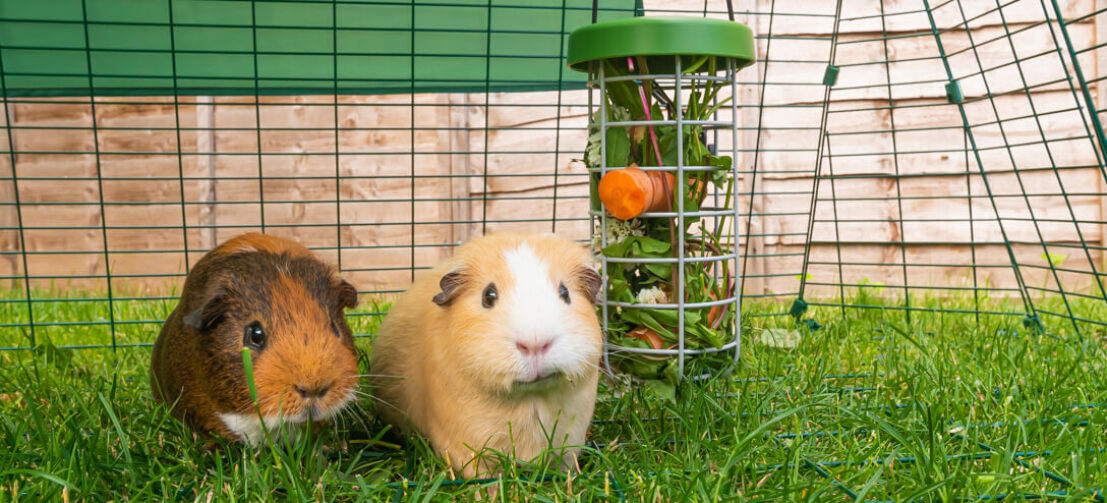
<box><xmin>628</xmin><ymin>57</ymin><xmax>663</xmax><ymax>166</ymax></box>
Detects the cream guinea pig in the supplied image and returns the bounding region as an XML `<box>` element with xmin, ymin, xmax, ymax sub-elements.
<box><xmin>150</xmin><ymin>233</ymin><xmax>360</xmax><ymax>445</ymax></box>
<box><xmin>370</xmin><ymin>232</ymin><xmax>603</xmax><ymax>476</ymax></box>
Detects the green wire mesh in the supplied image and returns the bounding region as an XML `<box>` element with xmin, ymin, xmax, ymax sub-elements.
<box><xmin>0</xmin><ymin>0</ymin><xmax>638</xmax><ymax>351</ymax></box>
<box><xmin>740</xmin><ymin>0</ymin><xmax>1107</xmax><ymax>340</ymax></box>
<box><xmin>1</xmin><ymin>0</ymin><xmax>1107</xmax><ymax>498</ymax></box>
<box><xmin>3</xmin><ymin>2</ymin><xmax>1102</xmax><ymax>344</ymax></box>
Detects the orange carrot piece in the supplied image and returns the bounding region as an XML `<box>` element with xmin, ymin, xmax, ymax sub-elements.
<box><xmin>597</xmin><ymin>165</ymin><xmax>675</xmax><ymax>220</ymax></box>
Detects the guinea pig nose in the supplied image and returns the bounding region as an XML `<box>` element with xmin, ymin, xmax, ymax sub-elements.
<box><xmin>515</xmin><ymin>340</ymin><xmax>553</xmax><ymax>357</ymax></box>
<box><xmin>294</xmin><ymin>383</ymin><xmax>332</xmax><ymax>399</ymax></box>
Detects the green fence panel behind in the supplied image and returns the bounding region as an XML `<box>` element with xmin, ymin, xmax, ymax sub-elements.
<box><xmin>0</xmin><ymin>0</ymin><xmax>636</xmax><ymax>97</ymax></box>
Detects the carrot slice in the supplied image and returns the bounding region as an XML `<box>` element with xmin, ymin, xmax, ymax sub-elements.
<box><xmin>597</xmin><ymin>165</ymin><xmax>675</xmax><ymax>220</ymax></box>
<box><xmin>627</xmin><ymin>325</ymin><xmax>666</xmax><ymax>350</ymax></box>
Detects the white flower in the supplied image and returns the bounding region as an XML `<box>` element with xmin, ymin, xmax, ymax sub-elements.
<box><xmin>636</xmin><ymin>286</ymin><xmax>668</xmax><ymax>305</ymax></box>
<box><xmin>592</xmin><ymin>218</ymin><xmax>645</xmax><ymax>248</ymax></box>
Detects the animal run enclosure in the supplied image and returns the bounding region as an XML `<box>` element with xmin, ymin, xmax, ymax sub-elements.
<box><xmin>2</xmin><ymin>0</ymin><xmax>1106</xmax><ymax>350</ymax></box>
<box><xmin>3</xmin><ymin>0</ymin><xmax>1107</xmax><ymax>499</ymax></box>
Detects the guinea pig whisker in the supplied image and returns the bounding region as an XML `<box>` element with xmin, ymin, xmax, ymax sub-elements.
<box><xmin>356</xmin><ymin>392</ymin><xmax>407</xmax><ymax>416</ymax></box>
<box><xmin>573</xmin><ymin>359</ymin><xmax>618</xmax><ymax>380</ymax></box>
<box><xmin>348</xmin><ymin>388</ymin><xmax>384</xmax><ymax>403</ymax></box>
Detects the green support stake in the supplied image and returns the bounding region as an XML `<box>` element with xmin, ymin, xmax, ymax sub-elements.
<box><xmin>1022</xmin><ymin>315</ymin><xmax>1044</xmax><ymax>334</ymax></box>
<box><xmin>790</xmin><ymin>298</ymin><xmax>809</xmax><ymax>319</ymax></box>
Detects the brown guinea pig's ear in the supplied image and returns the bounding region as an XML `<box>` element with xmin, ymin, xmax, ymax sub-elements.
<box><xmin>576</xmin><ymin>266</ymin><xmax>603</xmax><ymax>305</ymax></box>
<box><xmin>432</xmin><ymin>268</ymin><xmax>467</xmax><ymax>306</ymax></box>
<box><xmin>334</xmin><ymin>278</ymin><xmax>359</xmax><ymax>310</ymax></box>
<box><xmin>182</xmin><ymin>293</ymin><xmax>229</xmax><ymax>332</ymax></box>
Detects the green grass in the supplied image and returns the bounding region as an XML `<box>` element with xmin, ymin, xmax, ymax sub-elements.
<box><xmin>1</xmin><ymin>288</ymin><xmax>1106</xmax><ymax>501</ymax></box>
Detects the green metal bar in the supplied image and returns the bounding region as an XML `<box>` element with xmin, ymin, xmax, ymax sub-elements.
<box><xmin>332</xmin><ymin>0</ymin><xmax>342</xmax><ymax>273</ymax></box>
<box><xmin>1032</xmin><ymin>308</ymin><xmax>1107</xmax><ymax>328</ymax></box>
<box><xmin>740</xmin><ymin>0</ymin><xmax>775</xmax><ymax>300</ymax></box>
<box><xmin>168</xmin><ymin>0</ymin><xmax>190</xmax><ymax>276</ymax></box>
<box><xmin>879</xmin><ymin>1</ymin><xmax>913</xmax><ymax>325</ymax></box>
<box><xmin>823</xmin><ymin>135</ymin><xmax>848</xmax><ymax>320</ymax></box>
<box><xmin>804</xmin><ymin>281</ymin><xmax>1018</xmax><ymax>293</ymax></box>
<box><xmin>995</xmin><ymin>0</ymin><xmax>1107</xmax><ymax>306</ymax></box>
<box><xmin>550</xmin><ymin>0</ymin><xmax>568</xmax><ymax>234</ymax></box>
<box><xmin>944</xmin><ymin>19</ymin><xmax>1051</xmax><ymax>59</ymax></box>
<box><xmin>409</xmin><ymin>0</ymin><xmax>417</xmax><ymax>282</ymax></box>
<box><xmin>795</xmin><ymin>0</ymin><xmax>844</xmax><ymax>305</ymax></box>
<box><xmin>80</xmin><ymin>0</ymin><xmax>118</xmax><ymax>351</ymax></box>
<box><xmin>839</xmin><ymin>4</ymin><xmax>939</xmax><ymax>22</ymax></box>
<box><xmin>1065</xmin><ymin>5</ymin><xmax>1107</xmax><ymax>25</ymax></box>
<box><xmin>803</xmin><ymin>301</ymin><xmax>1024</xmax><ymax>317</ymax></box>
<box><xmin>480</xmin><ymin>0</ymin><xmax>492</xmax><ymax>235</ymax></box>
<box><xmin>0</xmin><ymin>36</ymin><xmax>36</xmax><ymax>346</ymax></box>
<box><xmin>250</xmin><ymin>0</ymin><xmax>266</xmax><ymax>233</ymax></box>
<box><xmin>951</xmin><ymin>0</ymin><xmax>1080</xmax><ymax>335</ymax></box>
<box><xmin>922</xmin><ymin>0</ymin><xmax>1039</xmax><ymax>324</ymax></box>
<box><xmin>1050</xmin><ymin>0</ymin><xmax>1107</xmax><ymax>278</ymax></box>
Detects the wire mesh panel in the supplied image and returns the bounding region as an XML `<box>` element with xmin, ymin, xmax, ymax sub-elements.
<box><xmin>0</xmin><ymin>0</ymin><xmax>637</xmax><ymax>351</ymax></box>
<box><xmin>726</xmin><ymin>0</ymin><xmax>1107</xmax><ymax>337</ymax></box>
<box><xmin>0</xmin><ymin>1</ymin><xmax>1102</xmax><ymax>349</ymax></box>
<box><xmin>1</xmin><ymin>0</ymin><xmax>1106</xmax><ymax>500</ymax></box>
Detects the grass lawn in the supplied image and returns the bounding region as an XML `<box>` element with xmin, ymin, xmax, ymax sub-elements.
<box><xmin>1</xmin><ymin>288</ymin><xmax>1105</xmax><ymax>501</ymax></box>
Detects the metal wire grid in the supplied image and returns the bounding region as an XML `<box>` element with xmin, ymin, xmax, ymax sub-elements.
<box><xmin>0</xmin><ymin>1</ymin><xmax>1102</xmax><ymax>343</ymax></box>
<box><xmin>735</xmin><ymin>0</ymin><xmax>1107</xmax><ymax>497</ymax></box>
<box><xmin>0</xmin><ymin>0</ymin><xmax>639</xmax><ymax>351</ymax></box>
<box><xmin>737</xmin><ymin>0</ymin><xmax>1107</xmax><ymax>338</ymax></box>
<box><xmin>0</xmin><ymin>0</ymin><xmax>1103</xmax><ymax>498</ymax></box>
<box><xmin>591</xmin><ymin>58</ymin><xmax>743</xmax><ymax>378</ymax></box>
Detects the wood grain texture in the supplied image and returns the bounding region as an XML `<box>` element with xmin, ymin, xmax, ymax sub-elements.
<box><xmin>1</xmin><ymin>0</ymin><xmax>1104</xmax><ymax>300</ymax></box>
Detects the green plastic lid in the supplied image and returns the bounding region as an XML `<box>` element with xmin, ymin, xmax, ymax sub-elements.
<box><xmin>567</xmin><ymin>16</ymin><xmax>755</xmax><ymax>73</ymax></box>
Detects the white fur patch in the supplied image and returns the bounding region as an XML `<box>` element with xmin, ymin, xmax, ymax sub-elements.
<box><xmin>219</xmin><ymin>412</ymin><xmax>298</xmax><ymax>446</ymax></box>
<box><xmin>503</xmin><ymin>244</ymin><xmax>558</xmax><ymax>338</ymax></box>
<box><xmin>503</xmin><ymin>243</ymin><xmax>592</xmax><ymax>384</ymax></box>
<box><xmin>220</xmin><ymin>391</ymin><xmax>354</xmax><ymax>445</ymax></box>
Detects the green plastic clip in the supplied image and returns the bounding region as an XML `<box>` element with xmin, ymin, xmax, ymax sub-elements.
<box><xmin>945</xmin><ymin>80</ymin><xmax>963</xmax><ymax>104</ymax></box>
<box><xmin>823</xmin><ymin>65</ymin><xmax>839</xmax><ymax>87</ymax></box>
<box><xmin>1022</xmin><ymin>315</ymin><xmax>1044</xmax><ymax>333</ymax></box>
<box><xmin>799</xmin><ymin>318</ymin><xmax>823</xmax><ymax>332</ymax></box>
<box><xmin>790</xmin><ymin>298</ymin><xmax>808</xmax><ymax>319</ymax></box>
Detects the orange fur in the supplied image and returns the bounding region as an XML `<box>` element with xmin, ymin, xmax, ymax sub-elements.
<box><xmin>251</xmin><ymin>275</ymin><xmax>359</xmax><ymax>418</ymax></box>
<box><xmin>371</xmin><ymin>232</ymin><xmax>602</xmax><ymax>477</ymax></box>
<box><xmin>210</xmin><ymin>232</ymin><xmax>312</xmax><ymax>258</ymax></box>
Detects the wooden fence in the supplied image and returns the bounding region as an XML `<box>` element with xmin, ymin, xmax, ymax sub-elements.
<box><xmin>1</xmin><ymin>0</ymin><xmax>1105</xmax><ymax>301</ymax></box>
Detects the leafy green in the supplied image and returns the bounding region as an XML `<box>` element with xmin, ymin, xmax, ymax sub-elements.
<box><xmin>605</xmin><ymin>127</ymin><xmax>631</xmax><ymax>168</ymax></box>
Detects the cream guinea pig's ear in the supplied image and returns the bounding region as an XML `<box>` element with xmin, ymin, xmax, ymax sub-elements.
<box><xmin>432</xmin><ymin>267</ymin><xmax>467</xmax><ymax>306</ymax></box>
<box><xmin>576</xmin><ymin>266</ymin><xmax>603</xmax><ymax>305</ymax></box>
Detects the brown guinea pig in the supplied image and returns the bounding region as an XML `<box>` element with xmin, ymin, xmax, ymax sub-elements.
<box><xmin>370</xmin><ymin>232</ymin><xmax>603</xmax><ymax>477</ymax></box>
<box><xmin>151</xmin><ymin>232</ymin><xmax>360</xmax><ymax>445</ymax></box>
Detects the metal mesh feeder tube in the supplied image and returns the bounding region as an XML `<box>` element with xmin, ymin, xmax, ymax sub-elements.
<box><xmin>568</xmin><ymin>16</ymin><xmax>755</xmax><ymax>382</ymax></box>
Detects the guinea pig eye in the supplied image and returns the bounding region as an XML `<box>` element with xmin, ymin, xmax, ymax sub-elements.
<box><xmin>482</xmin><ymin>283</ymin><xmax>498</xmax><ymax>309</ymax></box>
<box><xmin>243</xmin><ymin>322</ymin><xmax>266</xmax><ymax>350</ymax></box>
<box><xmin>559</xmin><ymin>282</ymin><xmax>571</xmax><ymax>305</ymax></box>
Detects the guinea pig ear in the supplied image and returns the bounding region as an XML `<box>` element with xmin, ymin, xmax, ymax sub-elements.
<box><xmin>576</xmin><ymin>266</ymin><xmax>603</xmax><ymax>305</ymax></box>
<box><xmin>333</xmin><ymin>278</ymin><xmax>359</xmax><ymax>311</ymax></box>
<box><xmin>182</xmin><ymin>293</ymin><xmax>229</xmax><ymax>332</ymax></box>
<box><xmin>432</xmin><ymin>268</ymin><xmax>467</xmax><ymax>306</ymax></box>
